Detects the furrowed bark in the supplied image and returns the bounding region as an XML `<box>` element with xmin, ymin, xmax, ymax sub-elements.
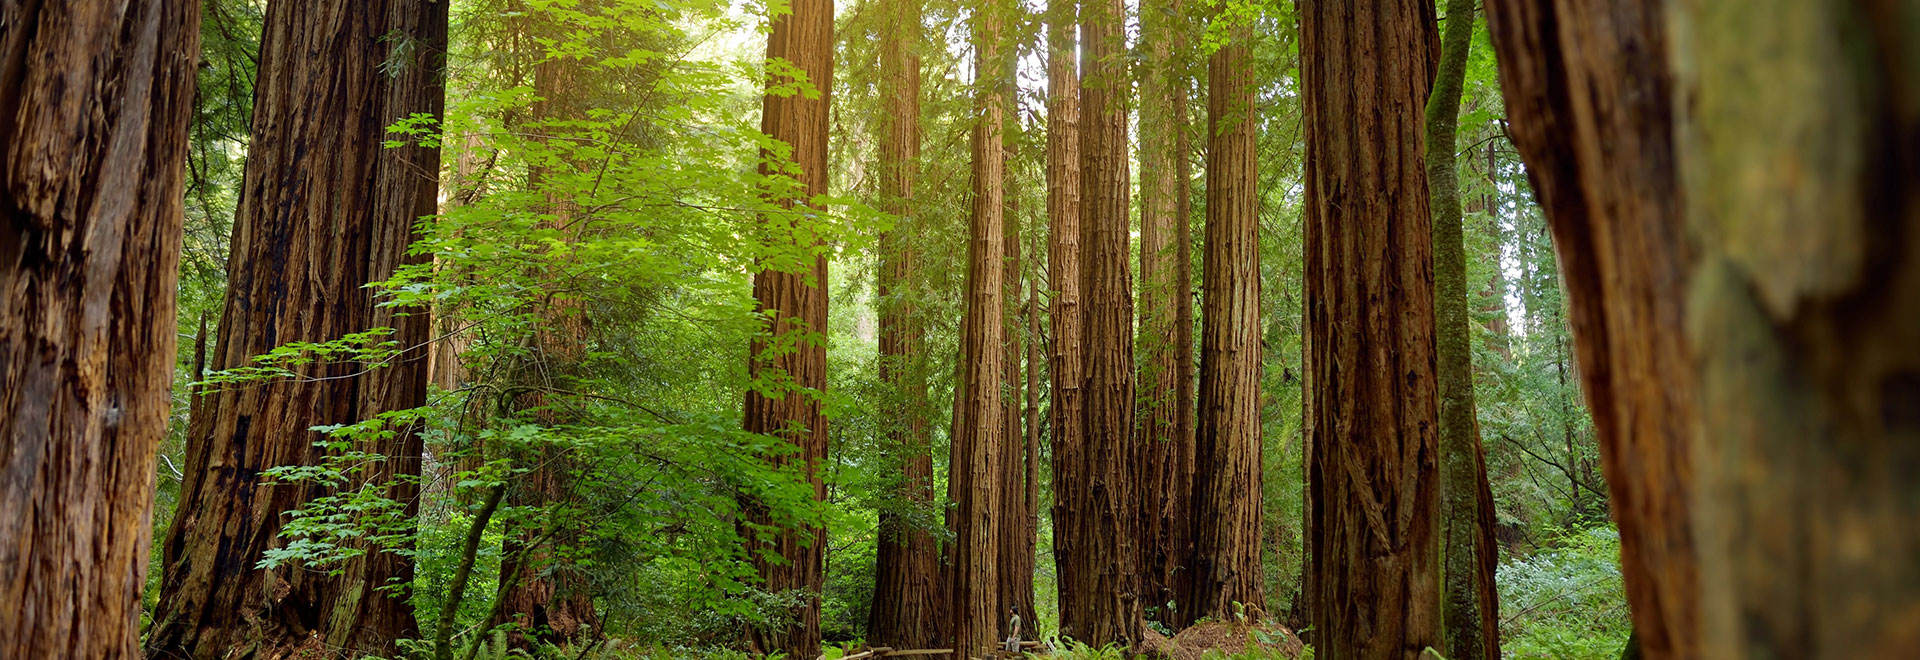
<box><xmin>147</xmin><ymin>1</ymin><xmax>443</xmax><ymax>657</ymax></box>
<box><xmin>1186</xmin><ymin>20</ymin><xmax>1265</xmax><ymax>627</ymax></box>
<box><xmin>867</xmin><ymin>0</ymin><xmax>942</xmax><ymax>646</ymax></box>
<box><xmin>0</xmin><ymin>2</ymin><xmax>198</xmax><ymax>658</ymax></box>
<box><xmin>1302</xmin><ymin>0</ymin><xmax>1444</xmax><ymax>657</ymax></box>
<box><xmin>1045</xmin><ymin>0</ymin><xmax>1086</xmax><ymax>639</ymax></box>
<box><xmin>1483</xmin><ymin>1</ymin><xmax>1698</xmax><ymax>656</ymax></box>
<box><xmin>1137</xmin><ymin>0</ymin><xmax>1197</xmax><ymax>625</ymax></box>
<box><xmin>946</xmin><ymin>1</ymin><xmax>1008</xmax><ymax>653</ymax></box>
<box><xmin>742</xmin><ymin>0</ymin><xmax>834</xmax><ymax>653</ymax></box>
<box><xmin>1064</xmin><ymin>0</ymin><xmax>1142</xmax><ymax>643</ymax></box>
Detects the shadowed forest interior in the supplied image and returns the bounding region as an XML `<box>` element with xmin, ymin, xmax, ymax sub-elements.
<box><xmin>4</xmin><ymin>0</ymin><xmax>1919</xmax><ymax>659</ymax></box>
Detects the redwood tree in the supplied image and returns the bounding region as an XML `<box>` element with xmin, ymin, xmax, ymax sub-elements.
<box><xmin>945</xmin><ymin>1</ymin><xmax>1009</xmax><ymax>654</ymax></box>
<box><xmin>1301</xmin><ymin>0</ymin><xmax>1444</xmax><ymax>656</ymax></box>
<box><xmin>1484</xmin><ymin>2</ymin><xmax>1697</xmax><ymax>656</ymax></box>
<box><xmin>1674</xmin><ymin>2</ymin><xmax>1920</xmax><ymax>656</ymax></box>
<box><xmin>1137</xmin><ymin>0</ymin><xmax>1198</xmax><ymax>624</ymax></box>
<box><xmin>147</xmin><ymin>1</ymin><xmax>445</xmax><ymax>657</ymax></box>
<box><xmin>1044</xmin><ymin>0</ymin><xmax>1087</xmax><ymax>638</ymax></box>
<box><xmin>867</xmin><ymin>0</ymin><xmax>942</xmax><ymax>646</ymax></box>
<box><xmin>741</xmin><ymin>0</ymin><xmax>835</xmax><ymax>653</ymax></box>
<box><xmin>1061</xmin><ymin>0</ymin><xmax>1143</xmax><ymax>643</ymax></box>
<box><xmin>1186</xmin><ymin>19</ymin><xmax>1264</xmax><ymax>627</ymax></box>
<box><xmin>0</xmin><ymin>2</ymin><xmax>198</xmax><ymax>658</ymax></box>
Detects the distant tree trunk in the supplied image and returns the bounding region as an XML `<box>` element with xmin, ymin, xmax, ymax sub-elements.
<box><xmin>867</xmin><ymin>0</ymin><xmax>941</xmax><ymax>646</ymax></box>
<box><xmin>1063</xmin><ymin>0</ymin><xmax>1142</xmax><ymax>644</ymax></box>
<box><xmin>1424</xmin><ymin>0</ymin><xmax>1500</xmax><ymax>657</ymax></box>
<box><xmin>147</xmin><ymin>1</ymin><xmax>443</xmax><ymax>658</ymax></box>
<box><xmin>0</xmin><ymin>3</ymin><xmax>198</xmax><ymax>658</ymax></box>
<box><xmin>742</xmin><ymin>0</ymin><xmax>834</xmax><ymax>653</ymax></box>
<box><xmin>1185</xmin><ymin>20</ymin><xmax>1265</xmax><ymax>628</ymax></box>
<box><xmin>1302</xmin><ymin>0</ymin><xmax>1444</xmax><ymax>657</ymax></box>
<box><xmin>1483</xmin><ymin>2</ymin><xmax>1698</xmax><ymax>657</ymax></box>
<box><xmin>1024</xmin><ymin>225</ymin><xmax>1045</xmax><ymax>635</ymax></box>
<box><xmin>946</xmin><ymin>2</ymin><xmax>1007</xmax><ymax>654</ymax></box>
<box><xmin>1673</xmin><ymin>2</ymin><xmax>1920</xmax><ymax>656</ymax></box>
<box><xmin>1137</xmin><ymin>0</ymin><xmax>1197</xmax><ymax>625</ymax></box>
<box><xmin>1044</xmin><ymin>0</ymin><xmax>1087</xmax><ymax>638</ymax></box>
<box><xmin>493</xmin><ymin>13</ymin><xmax>602</xmax><ymax>649</ymax></box>
<box><xmin>998</xmin><ymin>137</ymin><xmax>1037</xmax><ymax>635</ymax></box>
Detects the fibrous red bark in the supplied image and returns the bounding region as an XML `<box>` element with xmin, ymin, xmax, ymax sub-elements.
<box><xmin>1302</xmin><ymin>0</ymin><xmax>1444</xmax><ymax>656</ymax></box>
<box><xmin>0</xmin><ymin>2</ymin><xmax>199</xmax><ymax>658</ymax></box>
<box><xmin>147</xmin><ymin>1</ymin><xmax>444</xmax><ymax>657</ymax></box>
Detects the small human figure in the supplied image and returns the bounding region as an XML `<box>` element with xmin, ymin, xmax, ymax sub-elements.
<box><xmin>1003</xmin><ymin>604</ymin><xmax>1023</xmax><ymax>653</ymax></box>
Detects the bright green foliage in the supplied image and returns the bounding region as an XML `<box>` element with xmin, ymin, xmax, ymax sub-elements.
<box><xmin>145</xmin><ymin>0</ymin><xmax>1634</xmax><ymax>654</ymax></box>
<box><xmin>1497</xmin><ymin>527</ymin><xmax>1633</xmax><ymax>659</ymax></box>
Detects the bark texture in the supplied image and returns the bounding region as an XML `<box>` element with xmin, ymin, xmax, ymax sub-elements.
<box><xmin>1483</xmin><ymin>2</ymin><xmax>1698</xmax><ymax>657</ymax></box>
<box><xmin>1044</xmin><ymin>0</ymin><xmax>1087</xmax><ymax>640</ymax></box>
<box><xmin>1673</xmin><ymin>2</ymin><xmax>1920</xmax><ymax>656</ymax></box>
<box><xmin>1424</xmin><ymin>1</ymin><xmax>1500</xmax><ymax>657</ymax></box>
<box><xmin>1136</xmin><ymin>0</ymin><xmax>1197</xmax><ymax>624</ymax></box>
<box><xmin>1185</xmin><ymin>22</ymin><xmax>1265</xmax><ymax>628</ymax></box>
<box><xmin>945</xmin><ymin>3</ymin><xmax>1007</xmax><ymax>654</ymax></box>
<box><xmin>742</xmin><ymin>0</ymin><xmax>834</xmax><ymax>653</ymax></box>
<box><xmin>148</xmin><ymin>1</ymin><xmax>444</xmax><ymax>657</ymax></box>
<box><xmin>867</xmin><ymin>0</ymin><xmax>941</xmax><ymax>646</ymax></box>
<box><xmin>1301</xmin><ymin>0</ymin><xmax>1444</xmax><ymax>657</ymax></box>
<box><xmin>1061</xmin><ymin>0</ymin><xmax>1141</xmax><ymax>644</ymax></box>
<box><xmin>0</xmin><ymin>2</ymin><xmax>198</xmax><ymax>658</ymax></box>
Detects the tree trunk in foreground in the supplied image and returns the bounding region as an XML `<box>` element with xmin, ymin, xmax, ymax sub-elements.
<box><xmin>1062</xmin><ymin>0</ymin><xmax>1142</xmax><ymax>644</ymax></box>
<box><xmin>742</xmin><ymin>0</ymin><xmax>834</xmax><ymax>653</ymax></box>
<box><xmin>148</xmin><ymin>1</ymin><xmax>443</xmax><ymax>658</ymax></box>
<box><xmin>1137</xmin><ymin>0</ymin><xmax>1197</xmax><ymax>625</ymax></box>
<box><xmin>1045</xmin><ymin>0</ymin><xmax>1087</xmax><ymax>639</ymax></box>
<box><xmin>1674</xmin><ymin>2</ymin><xmax>1920</xmax><ymax>657</ymax></box>
<box><xmin>0</xmin><ymin>2</ymin><xmax>197</xmax><ymax>658</ymax></box>
<box><xmin>1302</xmin><ymin>0</ymin><xmax>1443</xmax><ymax>657</ymax></box>
<box><xmin>1483</xmin><ymin>2</ymin><xmax>1698</xmax><ymax>657</ymax></box>
<box><xmin>867</xmin><ymin>0</ymin><xmax>941</xmax><ymax>646</ymax></box>
<box><xmin>946</xmin><ymin>2</ymin><xmax>1007</xmax><ymax>654</ymax></box>
<box><xmin>1425</xmin><ymin>0</ymin><xmax>1500</xmax><ymax>657</ymax></box>
<box><xmin>1185</xmin><ymin>20</ymin><xmax>1265</xmax><ymax>628</ymax></box>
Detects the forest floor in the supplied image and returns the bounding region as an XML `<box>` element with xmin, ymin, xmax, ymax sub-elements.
<box><xmin>1137</xmin><ymin>621</ymin><xmax>1306</xmax><ymax>660</ymax></box>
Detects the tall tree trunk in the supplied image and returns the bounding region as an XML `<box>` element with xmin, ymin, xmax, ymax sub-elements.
<box><xmin>1483</xmin><ymin>2</ymin><xmax>1698</xmax><ymax>657</ymax></box>
<box><xmin>1185</xmin><ymin>20</ymin><xmax>1265</xmax><ymax>628</ymax></box>
<box><xmin>1424</xmin><ymin>1</ymin><xmax>1500</xmax><ymax>657</ymax></box>
<box><xmin>1064</xmin><ymin>0</ymin><xmax>1142</xmax><ymax>644</ymax></box>
<box><xmin>1673</xmin><ymin>3</ymin><xmax>1920</xmax><ymax>656</ymax></box>
<box><xmin>1024</xmin><ymin>223</ymin><xmax>1045</xmax><ymax>636</ymax></box>
<box><xmin>998</xmin><ymin>136</ymin><xmax>1037</xmax><ymax>636</ymax></box>
<box><xmin>742</xmin><ymin>0</ymin><xmax>834</xmax><ymax>653</ymax></box>
<box><xmin>147</xmin><ymin>2</ymin><xmax>443</xmax><ymax>658</ymax></box>
<box><xmin>493</xmin><ymin>13</ymin><xmax>601</xmax><ymax>649</ymax></box>
<box><xmin>0</xmin><ymin>3</ymin><xmax>198</xmax><ymax>658</ymax></box>
<box><xmin>946</xmin><ymin>2</ymin><xmax>1007</xmax><ymax>654</ymax></box>
<box><xmin>1044</xmin><ymin>0</ymin><xmax>1086</xmax><ymax>639</ymax></box>
<box><xmin>1137</xmin><ymin>0</ymin><xmax>1197</xmax><ymax>625</ymax></box>
<box><xmin>868</xmin><ymin>0</ymin><xmax>941</xmax><ymax>646</ymax></box>
<box><xmin>1301</xmin><ymin>0</ymin><xmax>1443</xmax><ymax>657</ymax></box>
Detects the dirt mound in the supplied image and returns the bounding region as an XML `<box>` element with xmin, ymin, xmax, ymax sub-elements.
<box><xmin>1165</xmin><ymin>621</ymin><xmax>1305</xmax><ymax>660</ymax></box>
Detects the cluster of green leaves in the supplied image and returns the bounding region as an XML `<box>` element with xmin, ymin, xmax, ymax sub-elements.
<box><xmin>1497</xmin><ymin>526</ymin><xmax>1632</xmax><ymax>658</ymax></box>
